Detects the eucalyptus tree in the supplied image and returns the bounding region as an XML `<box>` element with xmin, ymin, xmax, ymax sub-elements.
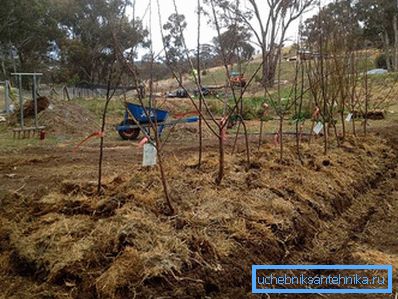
<box><xmin>209</xmin><ymin>0</ymin><xmax>315</xmax><ymax>87</ymax></box>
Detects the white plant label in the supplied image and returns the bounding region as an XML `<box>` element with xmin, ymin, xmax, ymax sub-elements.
<box><xmin>346</xmin><ymin>113</ymin><xmax>353</xmax><ymax>122</ymax></box>
<box><xmin>313</xmin><ymin>122</ymin><xmax>324</xmax><ymax>135</ymax></box>
<box><xmin>143</xmin><ymin>143</ymin><xmax>157</xmax><ymax>166</ymax></box>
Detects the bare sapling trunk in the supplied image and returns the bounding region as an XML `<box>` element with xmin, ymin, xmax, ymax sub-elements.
<box><xmin>112</xmin><ymin>31</ymin><xmax>174</xmax><ymax>215</ymax></box>
<box><xmin>364</xmin><ymin>49</ymin><xmax>369</xmax><ymax>136</ymax></box>
<box><xmin>319</xmin><ymin>32</ymin><xmax>328</xmax><ymax>154</ymax></box>
<box><xmin>277</xmin><ymin>52</ymin><xmax>284</xmax><ymax>162</ymax></box>
<box><xmin>274</xmin><ymin>50</ymin><xmax>300</xmax><ymax>162</ymax></box>
<box><xmin>197</xmin><ymin>0</ymin><xmax>203</xmax><ymax>167</ymax></box>
<box><xmin>209</xmin><ymin>0</ymin><xmax>239</xmax><ymax>181</ymax></box>
<box><xmin>296</xmin><ymin>60</ymin><xmax>305</xmax><ymax>161</ymax></box>
<box><xmin>209</xmin><ymin>0</ymin><xmax>251</xmax><ymax>170</ymax></box>
<box><xmin>232</xmin><ymin>120</ymin><xmax>241</xmax><ymax>154</ymax></box>
<box><xmin>258</xmin><ymin>119</ymin><xmax>264</xmax><ymax>150</ymax></box>
<box><xmin>350</xmin><ymin>52</ymin><xmax>358</xmax><ymax>137</ymax></box>
<box><xmin>332</xmin><ymin>117</ymin><xmax>340</xmax><ymax>147</ymax></box>
<box><xmin>322</xmin><ymin>105</ymin><xmax>328</xmax><ymax>155</ymax></box>
<box><xmin>305</xmin><ymin>59</ymin><xmax>319</xmax><ymax>146</ymax></box>
<box><xmin>161</xmin><ymin>0</ymin><xmax>264</xmax><ymax>184</ymax></box>
<box><xmin>294</xmin><ymin>68</ymin><xmax>299</xmax><ymax>153</ymax></box>
<box><xmin>325</xmin><ymin>24</ymin><xmax>349</xmax><ymax>152</ymax></box>
<box><xmin>352</xmin><ymin>112</ymin><xmax>356</xmax><ymax>136</ymax></box>
<box><xmin>160</xmin><ymin>0</ymin><xmax>225</xmax><ymax>184</ymax></box>
<box><xmin>240</xmin><ymin>115</ymin><xmax>251</xmax><ymax>166</ymax></box>
<box><xmin>215</xmin><ymin>126</ymin><xmax>225</xmax><ymax>185</ymax></box>
<box><xmin>334</xmin><ymin>49</ymin><xmax>347</xmax><ymax>142</ymax></box>
<box><xmin>278</xmin><ymin>114</ymin><xmax>284</xmax><ymax>162</ymax></box>
<box><xmin>339</xmin><ymin>88</ymin><xmax>346</xmax><ymax>140</ymax></box>
<box><xmin>328</xmin><ymin>85</ymin><xmax>340</xmax><ymax>147</ymax></box>
<box><xmin>154</xmin><ymin>128</ymin><xmax>175</xmax><ymax>215</ymax></box>
<box><xmin>150</xmin><ymin>30</ymin><xmax>175</xmax><ymax>214</ymax></box>
<box><xmin>98</xmin><ymin>62</ymin><xmax>120</xmax><ymax>194</ymax></box>
<box><xmin>97</xmin><ymin>98</ymin><xmax>110</xmax><ymax>194</ymax></box>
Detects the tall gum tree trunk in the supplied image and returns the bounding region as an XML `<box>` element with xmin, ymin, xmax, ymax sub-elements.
<box><xmin>263</xmin><ymin>53</ymin><xmax>278</xmax><ymax>87</ymax></box>
<box><xmin>385</xmin><ymin>31</ymin><xmax>392</xmax><ymax>71</ymax></box>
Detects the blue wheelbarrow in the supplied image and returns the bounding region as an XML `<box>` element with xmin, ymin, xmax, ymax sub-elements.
<box><xmin>116</xmin><ymin>102</ymin><xmax>198</xmax><ymax>140</ymax></box>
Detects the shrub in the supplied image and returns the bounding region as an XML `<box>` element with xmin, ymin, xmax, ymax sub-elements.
<box><xmin>375</xmin><ymin>53</ymin><xmax>390</xmax><ymax>70</ymax></box>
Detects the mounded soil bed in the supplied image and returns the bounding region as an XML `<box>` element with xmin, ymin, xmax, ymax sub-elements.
<box><xmin>9</xmin><ymin>99</ymin><xmax>99</xmax><ymax>136</ymax></box>
<box><xmin>0</xmin><ymin>133</ymin><xmax>397</xmax><ymax>298</ymax></box>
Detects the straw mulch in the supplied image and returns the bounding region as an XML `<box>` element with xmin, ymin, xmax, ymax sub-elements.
<box><xmin>0</xmin><ymin>135</ymin><xmax>395</xmax><ymax>298</ymax></box>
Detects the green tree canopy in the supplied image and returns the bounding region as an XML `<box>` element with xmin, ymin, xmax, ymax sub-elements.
<box><xmin>0</xmin><ymin>0</ymin><xmax>61</xmax><ymax>77</ymax></box>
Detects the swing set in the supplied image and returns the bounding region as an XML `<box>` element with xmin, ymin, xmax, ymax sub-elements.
<box><xmin>11</xmin><ymin>73</ymin><xmax>46</xmax><ymax>139</ymax></box>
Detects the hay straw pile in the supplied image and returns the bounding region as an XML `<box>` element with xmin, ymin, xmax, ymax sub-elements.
<box><xmin>0</xmin><ymin>135</ymin><xmax>395</xmax><ymax>298</ymax></box>
<box><xmin>20</xmin><ymin>96</ymin><xmax>50</xmax><ymax>118</ymax></box>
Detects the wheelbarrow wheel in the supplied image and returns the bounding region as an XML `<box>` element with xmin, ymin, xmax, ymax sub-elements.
<box><xmin>118</xmin><ymin>119</ymin><xmax>140</xmax><ymax>140</ymax></box>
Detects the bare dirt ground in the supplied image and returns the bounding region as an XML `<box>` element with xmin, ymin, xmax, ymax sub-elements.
<box><xmin>0</xmin><ymin>113</ymin><xmax>397</xmax><ymax>298</ymax></box>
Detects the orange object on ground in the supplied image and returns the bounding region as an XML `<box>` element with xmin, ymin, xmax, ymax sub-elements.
<box><xmin>312</xmin><ymin>106</ymin><xmax>320</xmax><ymax>120</ymax></box>
<box><xmin>74</xmin><ymin>131</ymin><xmax>105</xmax><ymax>153</ymax></box>
<box><xmin>174</xmin><ymin>111</ymin><xmax>200</xmax><ymax>119</ymax></box>
<box><xmin>230</xmin><ymin>74</ymin><xmax>246</xmax><ymax>87</ymax></box>
<box><xmin>39</xmin><ymin>130</ymin><xmax>46</xmax><ymax>140</ymax></box>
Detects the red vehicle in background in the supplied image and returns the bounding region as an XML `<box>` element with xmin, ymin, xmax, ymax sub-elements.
<box><xmin>229</xmin><ymin>71</ymin><xmax>246</xmax><ymax>88</ymax></box>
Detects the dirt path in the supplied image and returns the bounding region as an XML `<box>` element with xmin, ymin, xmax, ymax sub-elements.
<box><xmin>355</xmin><ymin>126</ymin><xmax>398</xmax><ymax>269</ymax></box>
<box><xmin>289</xmin><ymin>125</ymin><xmax>398</xmax><ymax>299</ymax></box>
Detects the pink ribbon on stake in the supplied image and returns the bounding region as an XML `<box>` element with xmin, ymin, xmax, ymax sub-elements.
<box><xmin>312</xmin><ymin>106</ymin><xmax>320</xmax><ymax>120</ymax></box>
<box><xmin>220</xmin><ymin>117</ymin><xmax>228</xmax><ymax>142</ymax></box>
<box><xmin>73</xmin><ymin>131</ymin><xmax>105</xmax><ymax>153</ymax></box>
<box><xmin>138</xmin><ymin>136</ymin><xmax>149</xmax><ymax>147</ymax></box>
<box><xmin>274</xmin><ymin>131</ymin><xmax>280</xmax><ymax>146</ymax></box>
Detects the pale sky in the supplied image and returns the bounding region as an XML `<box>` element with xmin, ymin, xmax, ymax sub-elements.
<box><xmin>127</xmin><ymin>0</ymin><xmax>323</xmax><ymax>58</ymax></box>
